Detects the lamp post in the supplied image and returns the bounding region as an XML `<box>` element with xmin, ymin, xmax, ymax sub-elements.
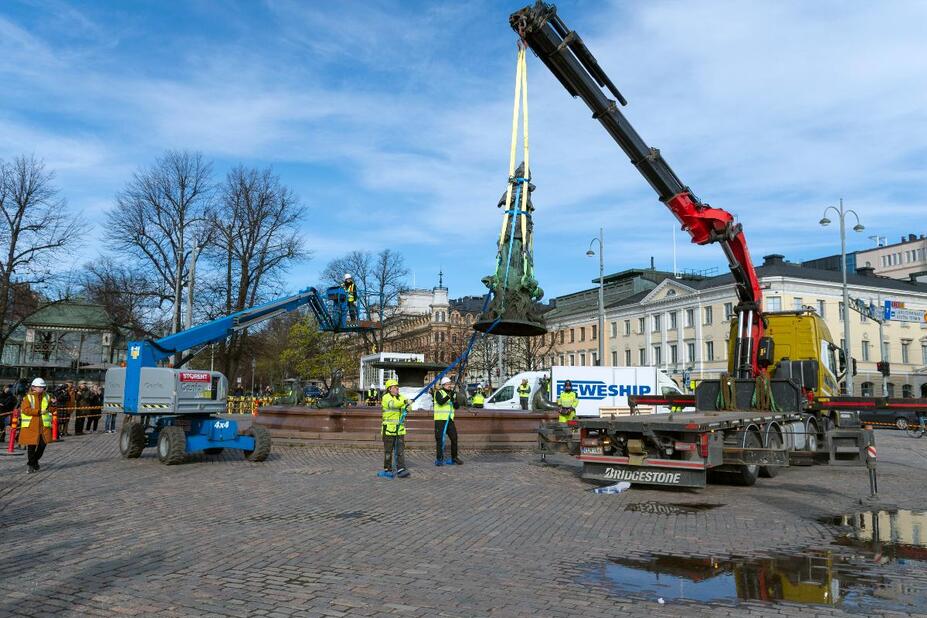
<box><xmin>586</xmin><ymin>227</ymin><xmax>605</xmax><ymax>366</ymax></box>
<box><xmin>820</xmin><ymin>199</ymin><xmax>864</xmax><ymax>395</ymax></box>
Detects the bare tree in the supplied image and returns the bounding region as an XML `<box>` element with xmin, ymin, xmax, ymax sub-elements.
<box><xmin>322</xmin><ymin>249</ymin><xmax>409</xmax><ymax>352</ymax></box>
<box><xmin>203</xmin><ymin>165</ymin><xmax>307</xmax><ymax>378</ymax></box>
<box><xmin>506</xmin><ymin>331</ymin><xmax>559</xmax><ymax>373</ymax></box>
<box><xmin>0</xmin><ymin>155</ymin><xmax>82</xmax><ymax>356</ymax></box>
<box><xmin>79</xmin><ymin>261</ymin><xmax>168</xmax><ymax>339</ymax></box>
<box><xmin>107</xmin><ymin>150</ymin><xmax>214</xmax><ymax>341</ymax></box>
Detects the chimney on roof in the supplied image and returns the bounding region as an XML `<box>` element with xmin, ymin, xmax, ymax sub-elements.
<box><xmin>856</xmin><ymin>266</ymin><xmax>876</xmax><ymax>277</ymax></box>
<box><xmin>762</xmin><ymin>254</ymin><xmax>785</xmax><ymax>266</ymax></box>
<box><xmin>650</xmin><ymin>256</ymin><xmax>655</xmax><ymax>270</ymax></box>
<box><xmin>910</xmin><ymin>234</ymin><xmax>918</xmax><ymax>242</ymax></box>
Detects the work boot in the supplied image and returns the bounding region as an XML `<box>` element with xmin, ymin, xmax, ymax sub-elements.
<box><xmin>396</xmin><ymin>468</ymin><xmax>410</xmax><ymax>478</ymax></box>
<box><xmin>34</xmin><ymin>462</ymin><xmax>40</xmax><ymax>471</ymax></box>
<box><xmin>26</xmin><ymin>465</ymin><xmax>35</xmax><ymax>474</ymax></box>
<box><xmin>434</xmin><ymin>459</ymin><xmax>444</xmax><ymax>467</ymax></box>
<box><xmin>444</xmin><ymin>458</ymin><xmax>454</xmax><ymax>466</ymax></box>
<box><xmin>377</xmin><ymin>469</ymin><xmax>395</xmax><ymax>479</ymax></box>
<box><xmin>453</xmin><ymin>458</ymin><xmax>464</xmax><ymax>465</ymax></box>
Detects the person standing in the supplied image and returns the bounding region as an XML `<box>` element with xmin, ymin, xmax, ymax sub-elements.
<box><xmin>0</xmin><ymin>384</ymin><xmax>15</xmax><ymax>443</ymax></box>
<box><xmin>556</xmin><ymin>380</ymin><xmax>579</xmax><ymax>423</ymax></box>
<box><xmin>433</xmin><ymin>377</ymin><xmax>463</xmax><ymax>466</ymax></box>
<box><xmin>517</xmin><ymin>378</ymin><xmax>532</xmax><ymax>410</ymax></box>
<box><xmin>365</xmin><ymin>384</ymin><xmax>380</xmax><ymax>407</ymax></box>
<box><xmin>19</xmin><ymin>378</ymin><xmax>54</xmax><ymax>473</ymax></box>
<box><xmin>78</xmin><ymin>383</ymin><xmax>98</xmax><ymax>433</ymax></box>
<box><xmin>380</xmin><ymin>379</ymin><xmax>410</xmax><ymax>478</ymax></box>
<box><xmin>471</xmin><ymin>386</ymin><xmax>485</xmax><ymax>409</ymax></box>
<box><xmin>101</xmin><ymin>386</ymin><xmax>116</xmax><ymax>433</ymax></box>
<box><xmin>342</xmin><ymin>273</ymin><xmax>358</xmax><ymax>322</ymax></box>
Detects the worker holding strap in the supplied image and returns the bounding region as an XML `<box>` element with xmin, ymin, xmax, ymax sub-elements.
<box><xmin>381</xmin><ymin>380</ymin><xmax>410</xmax><ymax>478</ymax></box>
<box><xmin>556</xmin><ymin>380</ymin><xmax>578</xmax><ymax>424</ymax></box>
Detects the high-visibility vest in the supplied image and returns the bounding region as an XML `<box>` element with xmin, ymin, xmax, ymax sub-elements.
<box><xmin>471</xmin><ymin>392</ymin><xmax>485</xmax><ymax>406</ymax></box>
<box><xmin>433</xmin><ymin>389</ymin><xmax>454</xmax><ymax>421</ymax></box>
<box><xmin>381</xmin><ymin>393</ymin><xmax>408</xmax><ymax>436</ymax></box>
<box><xmin>20</xmin><ymin>393</ymin><xmax>52</xmax><ymax>428</ymax></box>
<box><xmin>517</xmin><ymin>383</ymin><xmax>531</xmax><ymax>398</ymax></box>
<box><xmin>366</xmin><ymin>388</ymin><xmax>379</xmax><ymax>400</ymax></box>
<box><xmin>344</xmin><ymin>281</ymin><xmax>356</xmax><ymax>303</ymax></box>
<box><xmin>557</xmin><ymin>390</ymin><xmax>578</xmax><ymax>423</ymax></box>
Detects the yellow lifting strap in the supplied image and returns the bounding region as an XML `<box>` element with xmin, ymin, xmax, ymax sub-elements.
<box><xmin>497</xmin><ymin>46</ymin><xmax>530</xmax><ymax>251</ymax></box>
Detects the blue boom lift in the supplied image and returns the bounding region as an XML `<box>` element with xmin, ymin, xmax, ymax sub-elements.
<box><xmin>103</xmin><ymin>285</ymin><xmax>373</xmax><ymax>464</ymax></box>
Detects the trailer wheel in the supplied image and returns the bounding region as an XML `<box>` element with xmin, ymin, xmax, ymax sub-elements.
<box><xmin>119</xmin><ymin>421</ymin><xmax>146</xmax><ymax>459</ymax></box>
<box><xmin>243</xmin><ymin>426</ymin><xmax>271</xmax><ymax>462</ymax></box>
<box><xmin>203</xmin><ymin>447</ymin><xmax>224</xmax><ymax>455</ymax></box>
<box><xmin>759</xmin><ymin>429</ymin><xmax>783</xmax><ymax>478</ymax></box>
<box><xmin>733</xmin><ymin>431</ymin><xmax>761</xmax><ymax>486</ymax></box>
<box><xmin>805</xmin><ymin>419</ymin><xmax>819</xmax><ymax>452</ymax></box>
<box><xmin>157</xmin><ymin>426</ymin><xmax>187</xmax><ymax>465</ymax></box>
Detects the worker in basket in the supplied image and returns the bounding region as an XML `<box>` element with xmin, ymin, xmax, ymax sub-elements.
<box><xmin>381</xmin><ymin>379</ymin><xmax>410</xmax><ymax>478</ymax></box>
<box><xmin>556</xmin><ymin>380</ymin><xmax>578</xmax><ymax>424</ymax></box>
<box><xmin>343</xmin><ymin>273</ymin><xmax>358</xmax><ymax>322</ymax></box>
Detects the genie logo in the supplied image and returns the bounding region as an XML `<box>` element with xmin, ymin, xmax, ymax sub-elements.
<box><xmin>555</xmin><ymin>380</ymin><xmax>651</xmax><ymax>400</ymax></box>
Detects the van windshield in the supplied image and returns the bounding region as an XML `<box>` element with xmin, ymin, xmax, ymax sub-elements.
<box><xmin>489</xmin><ymin>386</ymin><xmax>514</xmax><ymax>403</ymax></box>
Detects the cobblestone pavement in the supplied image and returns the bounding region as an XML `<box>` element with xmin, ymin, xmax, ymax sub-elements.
<box><xmin>2</xmin><ymin>421</ymin><xmax>927</xmax><ymax>617</ymax></box>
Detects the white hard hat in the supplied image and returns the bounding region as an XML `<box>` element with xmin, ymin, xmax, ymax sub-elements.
<box><xmin>441</xmin><ymin>377</ymin><xmax>452</xmax><ymax>385</ymax></box>
<box><xmin>343</xmin><ymin>273</ymin><xmax>352</xmax><ymax>280</ymax></box>
<box><xmin>31</xmin><ymin>377</ymin><xmax>46</xmax><ymax>388</ymax></box>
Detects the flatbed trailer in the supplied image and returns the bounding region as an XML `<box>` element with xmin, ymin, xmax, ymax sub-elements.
<box><xmin>577</xmin><ymin>380</ymin><xmax>870</xmax><ymax>489</ymax></box>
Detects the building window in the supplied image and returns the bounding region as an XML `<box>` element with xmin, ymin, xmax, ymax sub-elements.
<box><xmin>817</xmin><ymin>300</ymin><xmax>825</xmax><ymax>316</ymax></box>
<box><xmin>591</xmin><ymin>352</ymin><xmax>598</xmax><ymax>366</ymax></box>
<box><xmin>887</xmin><ymin>382</ymin><xmax>895</xmax><ymax>397</ymax></box>
<box><xmin>559</xmin><ymin>354</ymin><xmax>564</xmax><ymax>365</ymax></box>
<box><xmin>902</xmin><ymin>340</ymin><xmax>911</xmax><ymax>364</ymax></box>
<box><xmin>670</xmin><ymin>344</ymin><xmax>678</xmax><ymax>365</ymax></box>
<box><xmin>570</xmin><ymin>329</ymin><xmax>575</xmax><ymax>343</ymax></box>
<box><xmin>611</xmin><ymin>351</ymin><xmax>618</xmax><ymax>366</ymax></box>
<box><xmin>580</xmin><ymin>352</ymin><xmax>586</xmax><ymax>366</ymax></box>
<box><xmin>581</xmin><ymin>327</ymin><xmax>586</xmax><ymax>342</ymax></box>
<box><xmin>651</xmin><ymin>314</ymin><xmax>660</xmax><ymax>332</ymax></box>
<box><xmin>610</xmin><ymin>322</ymin><xmax>617</xmax><ymax>338</ymax></box>
<box><xmin>625</xmin><ymin>349</ymin><xmax>631</xmax><ymax>365</ymax></box>
<box><xmin>903</xmin><ymin>384</ymin><xmax>913</xmax><ymax>398</ymax></box>
<box><xmin>559</xmin><ymin>331</ymin><xmax>564</xmax><ymax>344</ymax></box>
<box><xmin>861</xmin><ymin>340</ymin><xmax>870</xmax><ymax>361</ymax></box>
<box><xmin>704</xmin><ymin>306</ymin><xmax>713</xmax><ymax>325</ymax></box>
<box><xmin>670</xmin><ymin>312</ymin><xmax>678</xmax><ymax>330</ymax></box>
<box><xmin>624</xmin><ymin>320</ymin><xmax>631</xmax><ymax>336</ymax></box>
<box><xmin>706</xmin><ymin>341</ymin><xmax>715</xmax><ymax>361</ymax></box>
<box><xmin>569</xmin><ymin>354</ymin><xmax>575</xmax><ymax>366</ymax></box>
<box><xmin>685</xmin><ymin>308</ymin><xmax>695</xmax><ymax>328</ymax></box>
<box><xmin>687</xmin><ymin>342</ymin><xmax>695</xmax><ymax>364</ymax></box>
<box><xmin>592</xmin><ymin>325</ymin><xmax>597</xmax><ymax>340</ymax></box>
<box><xmin>652</xmin><ymin>345</ymin><xmax>662</xmax><ymax>365</ymax></box>
<box><xmin>434</xmin><ymin>333</ymin><xmax>440</xmax><ymax>343</ymax></box>
<box><xmin>724</xmin><ymin>303</ymin><xmax>733</xmax><ymax>320</ymax></box>
<box><xmin>638</xmin><ymin>318</ymin><xmax>645</xmax><ymax>334</ymax></box>
<box><xmin>638</xmin><ymin>348</ymin><xmax>646</xmax><ymax>365</ymax></box>
<box><xmin>861</xmin><ymin>382</ymin><xmax>874</xmax><ymax>397</ymax></box>
<box><xmin>883</xmin><ymin>341</ymin><xmax>890</xmax><ymax>361</ymax></box>
<box><xmin>922</xmin><ymin>344</ymin><xmax>927</xmax><ymax>365</ymax></box>
<box><xmin>766</xmin><ymin>297</ymin><xmax>782</xmax><ymax>312</ymax></box>
<box><xmin>793</xmin><ymin>297</ymin><xmax>803</xmax><ymax>311</ymax></box>
<box><xmin>838</xmin><ymin>301</ymin><xmax>845</xmax><ymax>321</ymax></box>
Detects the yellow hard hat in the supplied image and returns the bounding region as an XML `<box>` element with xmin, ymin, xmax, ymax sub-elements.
<box><xmin>384</xmin><ymin>379</ymin><xmax>398</xmax><ymax>389</ymax></box>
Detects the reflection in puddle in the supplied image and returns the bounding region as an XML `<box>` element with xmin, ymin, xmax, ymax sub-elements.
<box><xmin>586</xmin><ymin>512</ymin><xmax>927</xmax><ymax>612</ymax></box>
<box><xmin>624</xmin><ymin>502</ymin><xmax>721</xmax><ymax>515</ymax></box>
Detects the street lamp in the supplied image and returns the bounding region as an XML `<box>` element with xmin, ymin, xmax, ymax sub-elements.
<box><xmin>820</xmin><ymin>198</ymin><xmax>864</xmax><ymax>395</ymax></box>
<box><xmin>587</xmin><ymin>227</ymin><xmax>605</xmax><ymax>366</ymax></box>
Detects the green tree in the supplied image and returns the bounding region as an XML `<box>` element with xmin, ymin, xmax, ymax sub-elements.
<box><xmin>281</xmin><ymin>316</ymin><xmax>355</xmax><ymax>389</ymax></box>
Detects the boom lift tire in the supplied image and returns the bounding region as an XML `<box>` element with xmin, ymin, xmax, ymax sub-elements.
<box><xmin>759</xmin><ymin>428</ymin><xmax>783</xmax><ymax>479</ymax></box>
<box><xmin>120</xmin><ymin>421</ymin><xmax>147</xmax><ymax>459</ymax></box>
<box><xmin>243</xmin><ymin>425</ymin><xmax>271</xmax><ymax>462</ymax></box>
<box><xmin>203</xmin><ymin>447</ymin><xmax>224</xmax><ymax>455</ymax></box>
<box><xmin>733</xmin><ymin>431</ymin><xmax>761</xmax><ymax>486</ymax></box>
<box><xmin>896</xmin><ymin>417</ymin><xmax>909</xmax><ymax>431</ymax></box>
<box><xmin>157</xmin><ymin>426</ymin><xmax>187</xmax><ymax>465</ymax></box>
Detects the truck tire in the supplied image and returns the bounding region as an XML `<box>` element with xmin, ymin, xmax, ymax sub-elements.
<box><xmin>732</xmin><ymin>431</ymin><xmax>761</xmax><ymax>486</ymax></box>
<box><xmin>243</xmin><ymin>425</ymin><xmax>271</xmax><ymax>462</ymax></box>
<box><xmin>157</xmin><ymin>426</ymin><xmax>187</xmax><ymax>465</ymax></box>
<box><xmin>119</xmin><ymin>421</ymin><xmax>146</xmax><ymax>459</ymax></box>
<box><xmin>203</xmin><ymin>447</ymin><xmax>224</xmax><ymax>455</ymax></box>
<box><xmin>759</xmin><ymin>429</ymin><xmax>783</xmax><ymax>478</ymax></box>
<box><xmin>805</xmin><ymin>419</ymin><xmax>819</xmax><ymax>452</ymax></box>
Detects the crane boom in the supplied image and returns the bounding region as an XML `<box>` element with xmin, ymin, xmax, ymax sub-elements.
<box><xmin>511</xmin><ymin>2</ymin><xmax>765</xmax><ymax>377</ymax></box>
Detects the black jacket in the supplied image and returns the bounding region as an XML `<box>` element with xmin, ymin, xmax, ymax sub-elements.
<box><xmin>434</xmin><ymin>388</ymin><xmax>458</xmax><ymax>409</ymax></box>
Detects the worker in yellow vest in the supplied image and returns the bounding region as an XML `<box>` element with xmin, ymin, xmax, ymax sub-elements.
<box><xmin>381</xmin><ymin>379</ymin><xmax>410</xmax><ymax>478</ymax></box>
<box><xmin>364</xmin><ymin>384</ymin><xmax>380</xmax><ymax>406</ymax></box>
<box><xmin>556</xmin><ymin>380</ymin><xmax>578</xmax><ymax>424</ymax></box>
<box><xmin>19</xmin><ymin>378</ymin><xmax>54</xmax><ymax>473</ymax></box>
<box><xmin>517</xmin><ymin>378</ymin><xmax>531</xmax><ymax>410</ymax></box>
<box><xmin>343</xmin><ymin>273</ymin><xmax>358</xmax><ymax>322</ymax></box>
<box><xmin>471</xmin><ymin>387</ymin><xmax>485</xmax><ymax>408</ymax></box>
<box><xmin>433</xmin><ymin>377</ymin><xmax>462</xmax><ymax>466</ymax></box>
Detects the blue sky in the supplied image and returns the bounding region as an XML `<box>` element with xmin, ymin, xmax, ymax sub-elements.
<box><xmin>2</xmin><ymin>0</ymin><xmax>926</xmax><ymax>301</ymax></box>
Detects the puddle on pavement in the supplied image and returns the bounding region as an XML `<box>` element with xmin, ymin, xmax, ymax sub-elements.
<box><xmin>585</xmin><ymin>509</ymin><xmax>927</xmax><ymax>612</ymax></box>
<box><xmin>624</xmin><ymin>502</ymin><xmax>721</xmax><ymax>515</ymax></box>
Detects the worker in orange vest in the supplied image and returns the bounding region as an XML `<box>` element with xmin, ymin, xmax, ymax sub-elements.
<box><xmin>19</xmin><ymin>378</ymin><xmax>54</xmax><ymax>473</ymax></box>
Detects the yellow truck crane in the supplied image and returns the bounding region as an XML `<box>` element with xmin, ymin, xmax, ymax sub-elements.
<box><xmin>510</xmin><ymin>2</ymin><xmax>900</xmax><ymax>488</ymax></box>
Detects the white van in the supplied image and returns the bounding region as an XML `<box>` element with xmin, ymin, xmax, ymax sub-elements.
<box><xmin>483</xmin><ymin>367</ymin><xmax>683</xmax><ymax>415</ymax></box>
